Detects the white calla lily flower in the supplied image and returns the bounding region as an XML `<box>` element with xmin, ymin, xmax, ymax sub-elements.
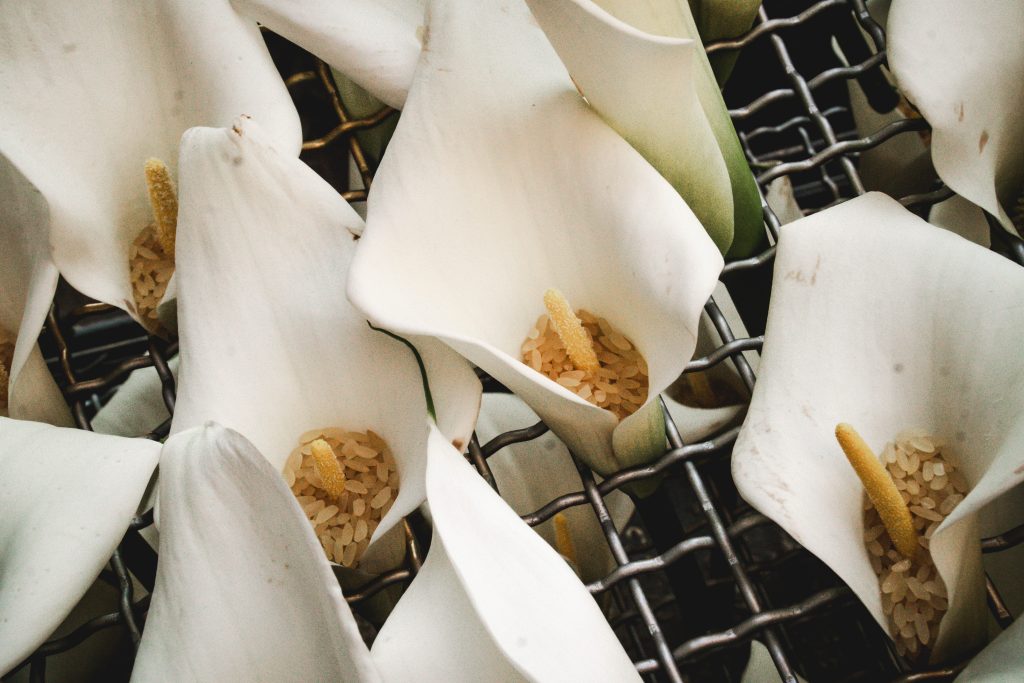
<box><xmin>373</xmin><ymin>425</ymin><xmax>641</xmax><ymax>681</ymax></box>
<box><xmin>0</xmin><ymin>0</ymin><xmax>300</xmax><ymax>333</ymax></box>
<box><xmin>887</xmin><ymin>0</ymin><xmax>1024</xmax><ymax>233</ymax></box>
<box><xmin>0</xmin><ymin>155</ymin><xmax>70</xmax><ymax>426</ymax></box>
<box><xmin>525</xmin><ymin>0</ymin><xmax>764</xmax><ymax>256</ymax></box>
<box><xmin>233</xmin><ymin>0</ymin><xmax>425</xmax><ymax>110</ymax></box>
<box><xmin>348</xmin><ymin>0</ymin><xmax>722</xmax><ymax>478</ymax></box>
<box><xmin>169</xmin><ymin>116</ymin><xmax>480</xmax><ymax>572</ymax></box>
<box><xmin>134</xmin><ymin>421</ymin><xmax>639</xmax><ymax>681</ymax></box>
<box><xmin>0</xmin><ymin>418</ymin><xmax>158</xmax><ymax>676</ymax></box>
<box><xmin>732</xmin><ymin>193</ymin><xmax>1024</xmax><ymax>661</ymax></box>
<box><xmin>475</xmin><ymin>392</ymin><xmax>634</xmax><ymax>582</ymax></box>
<box><xmin>133</xmin><ymin>423</ymin><xmax>379</xmax><ymax>683</ymax></box>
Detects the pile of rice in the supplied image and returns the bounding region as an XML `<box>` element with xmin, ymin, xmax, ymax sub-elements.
<box><xmin>0</xmin><ymin>330</ymin><xmax>13</xmax><ymax>410</ymax></box>
<box><xmin>863</xmin><ymin>431</ymin><xmax>968</xmax><ymax>658</ymax></box>
<box><xmin>283</xmin><ymin>427</ymin><xmax>399</xmax><ymax>568</ymax></box>
<box><xmin>521</xmin><ymin>309</ymin><xmax>649</xmax><ymax>421</ymax></box>
<box><xmin>129</xmin><ymin>225</ymin><xmax>174</xmax><ymax>332</ymax></box>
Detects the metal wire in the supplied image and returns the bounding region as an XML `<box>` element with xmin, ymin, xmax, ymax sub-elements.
<box><xmin>15</xmin><ymin>1</ymin><xmax>1021</xmax><ymax>681</ymax></box>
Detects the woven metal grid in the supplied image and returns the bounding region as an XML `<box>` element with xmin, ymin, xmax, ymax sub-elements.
<box><xmin>7</xmin><ymin>1</ymin><xmax>1023</xmax><ymax>681</ymax></box>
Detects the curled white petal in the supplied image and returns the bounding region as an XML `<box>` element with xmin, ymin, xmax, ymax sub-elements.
<box><xmin>0</xmin><ymin>0</ymin><xmax>300</xmax><ymax>319</ymax></box>
<box><xmin>132</xmin><ymin>423</ymin><xmax>378</xmax><ymax>683</ymax></box>
<box><xmin>732</xmin><ymin>193</ymin><xmax>1024</xmax><ymax>661</ymax></box>
<box><xmin>234</xmin><ymin>0</ymin><xmax>425</xmax><ymax>109</ymax></box>
<box><xmin>370</xmin><ymin>426</ymin><xmax>640</xmax><ymax>681</ymax></box>
<box><xmin>888</xmin><ymin>0</ymin><xmax>1024</xmax><ymax>232</ymax></box>
<box><xmin>0</xmin><ymin>154</ymin><xmax>70</xmax><ymax>426</ymax></box>
<box><xmin>348</xmin><ymin>0</ymin><xmax>721</xmax><ymax>476</ymax></box>
<box><xmin>0</xmin><ymin>418</ymin><xmax>158</xmax><ymax>675</ymax></box>
<box><xmin>170</xmin><ymin>117</ymin><xmax>480</xmax><ymax>567</ymax></box>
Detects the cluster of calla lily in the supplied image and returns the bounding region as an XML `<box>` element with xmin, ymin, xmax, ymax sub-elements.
<box><xmin>0</xmin><ymin>0</ymin><xmax>1022</xmax><ymax>681</ymax></box>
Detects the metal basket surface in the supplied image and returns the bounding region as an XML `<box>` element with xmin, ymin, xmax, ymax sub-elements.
<box><xmin>8</xmin><ymin>1</ymin><xmax>1022</xmax><ymax>682</ymax></box>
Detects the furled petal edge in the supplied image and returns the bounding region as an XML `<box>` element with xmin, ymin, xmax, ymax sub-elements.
<box><xmin>526</xmin><ymin>0</ymin><xmax>736</xmax><ymax>253</ymax></box>
<box><xmin>232</xmin><ymin>0</ymin><xmax>424</xmax><ymax>109</ymax></box>
<box><xmin>371</xmin><ymin>426</ymin><xmax>640</xmax><ymax>682</ymax></box>
<box><xmin>0</xmin><ymin>154</ymin><xmax>70</xmax><ymax>426</ymax></box>
<box><xmin>888</xmin><ymin>0</ymin><xmax>1024</xmax><ymax>233</ymax></box>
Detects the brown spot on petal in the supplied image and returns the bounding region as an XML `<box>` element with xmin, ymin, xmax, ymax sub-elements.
<box><xmin>979</xmin><ymin>130</ymin><xmax>989</xmax><ymax>153</ymax></box>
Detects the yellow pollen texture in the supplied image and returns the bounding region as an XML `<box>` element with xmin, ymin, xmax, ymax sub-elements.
<box><xmin>522</xmin><ymin>305</ymin><xmax>649</xmax><ymax>421</ymax></box>
<box><xmin>144</xmin><ymin>158</ymin><xmax>178</xmax><ymax>256</ymax></box>
<box><xmin>862</xmin><ymin>430</ymin><xmax>967</xmax><ymax>658</ymax></box>
<box><xmin>284</xmin><ymin>428</ymin><xmax>399</xmax><ymax>568</ymax></box>
<box><xmin>543</xmin><ymin>289</ymin><xmax>600</xmax><ymax>374</ymax></box>
<box><xmin>129</xmin><ymin>158</ymin><xmax>177</xmax><ymax>333</ymax></box>
<box><xmin>311</xmin><ymin>439</ymin><xmax>347</xmax><ymax>497</ymax></box>
<box><xmin>836</xmin><ymin>423</ymin><xmax>918</xmax><ymax>558</ymax></box>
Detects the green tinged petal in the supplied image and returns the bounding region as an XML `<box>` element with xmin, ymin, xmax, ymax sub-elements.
<box><xmin>688</xmin><ymin>0</ymin><xmax>762</xmax><ymax>85</ymax></box>
<box><xmin>672</xmin><ymin>1</ymin><xmax>764</xmax><ymax>258</ymax></box>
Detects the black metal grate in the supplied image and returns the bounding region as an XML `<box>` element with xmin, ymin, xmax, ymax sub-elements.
<box><xmin>8</xmin><ymin>1</ymin><xmax>1021</xmax><ymax>681</ymax></box>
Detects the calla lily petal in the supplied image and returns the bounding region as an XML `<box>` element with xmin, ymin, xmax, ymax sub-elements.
<box><xmin>928</xmin><ymin>194</ymin><xmax>991</xmax><ymax>249</ymax></box>
<box><xmin>233</xmin><ymin>0</ymin><xmax>424</xmax><ymax>110</ymax></box>
<box><xmin>475</xmin><ymin>392</ymin><xmax>634</xmax><ymax>582</ymax></box>
<box><xmin>525</xmin><ymin>0</ymin><xmax>763</xmax><ymax>256</ymax></box>
<box><xmin>91</xmin><ymin>356</ymin><xmax>179</xmax><ymax>437</ymax></box>
<box><xmin>132</xmin><ymin>423</ymin><xmax>379</xmax><ymax>683</ymax></box>
<box><xmin>765</xmin><ymin>176</ymin><xmax>805</xmax><ymax>227</ymax></box>
<box><xmin>0</xmin><ymin>0</ymin><xmax>300</xmax><ymax>322</ymax></box>
<box><xmin>741</xmin><ymin>641</ymin><xmax>807</xmax><ymax>683</ymax></box>
<box><xmin>732</xmin><ymin>193</ymin><xmax>1024</xmax><ymax>661</ymax></box>
<box><xmin>0</xmin><ymin>417</ymin><xmax>158</xmax><ymax>676</ymax></box>
<box><xmin>0</xmin><ymin>154</ymin><xmax>70</xmax><ymax>426</ymax></box>
<box><xmin>170</xmin><ymin>117</ymin><xmax>480</xmax><ymax>569</ymax></box>
<box><xmin>348</xmin><ymin>0</ymin><xmax>721</xmax><ymax>478</ymax></box>
<box><xmin>525</xmin><ymin>0</ymin><xmax>731</xmax><ymax>254</ymax></box>
<box><xmin>843</xmin><ymin>78</ymin><xmax>933</xmax><ymax>199</ymax></box>
<box><xmin>688</xmin><ymin>0</ymin><xmax>762</xmax><ymax>85</ymax></box>
<box><xmin>829</xmin><ymin>3</ymin><xmax>934</xmax><ymax>200</ymax></box>
<box><xmin>371</xmin><ymin>425</ymin><xmax>641</xmax><ymax>681</ymax></box>
<box><xmin>888</xmin><ymin>0</ymin><xmax>1024</xmax><ymax>233</ymax></box>
<box><xmin>954</xmin><ymin>611</ymin><xmax>1024</xmax><ymax>682</ymax></box>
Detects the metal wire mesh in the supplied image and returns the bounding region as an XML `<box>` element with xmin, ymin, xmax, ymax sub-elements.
<box><xmin>9</xmin><ymin>1</ymin><xmax>1022</xmax><ymax>681</ymax></box>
